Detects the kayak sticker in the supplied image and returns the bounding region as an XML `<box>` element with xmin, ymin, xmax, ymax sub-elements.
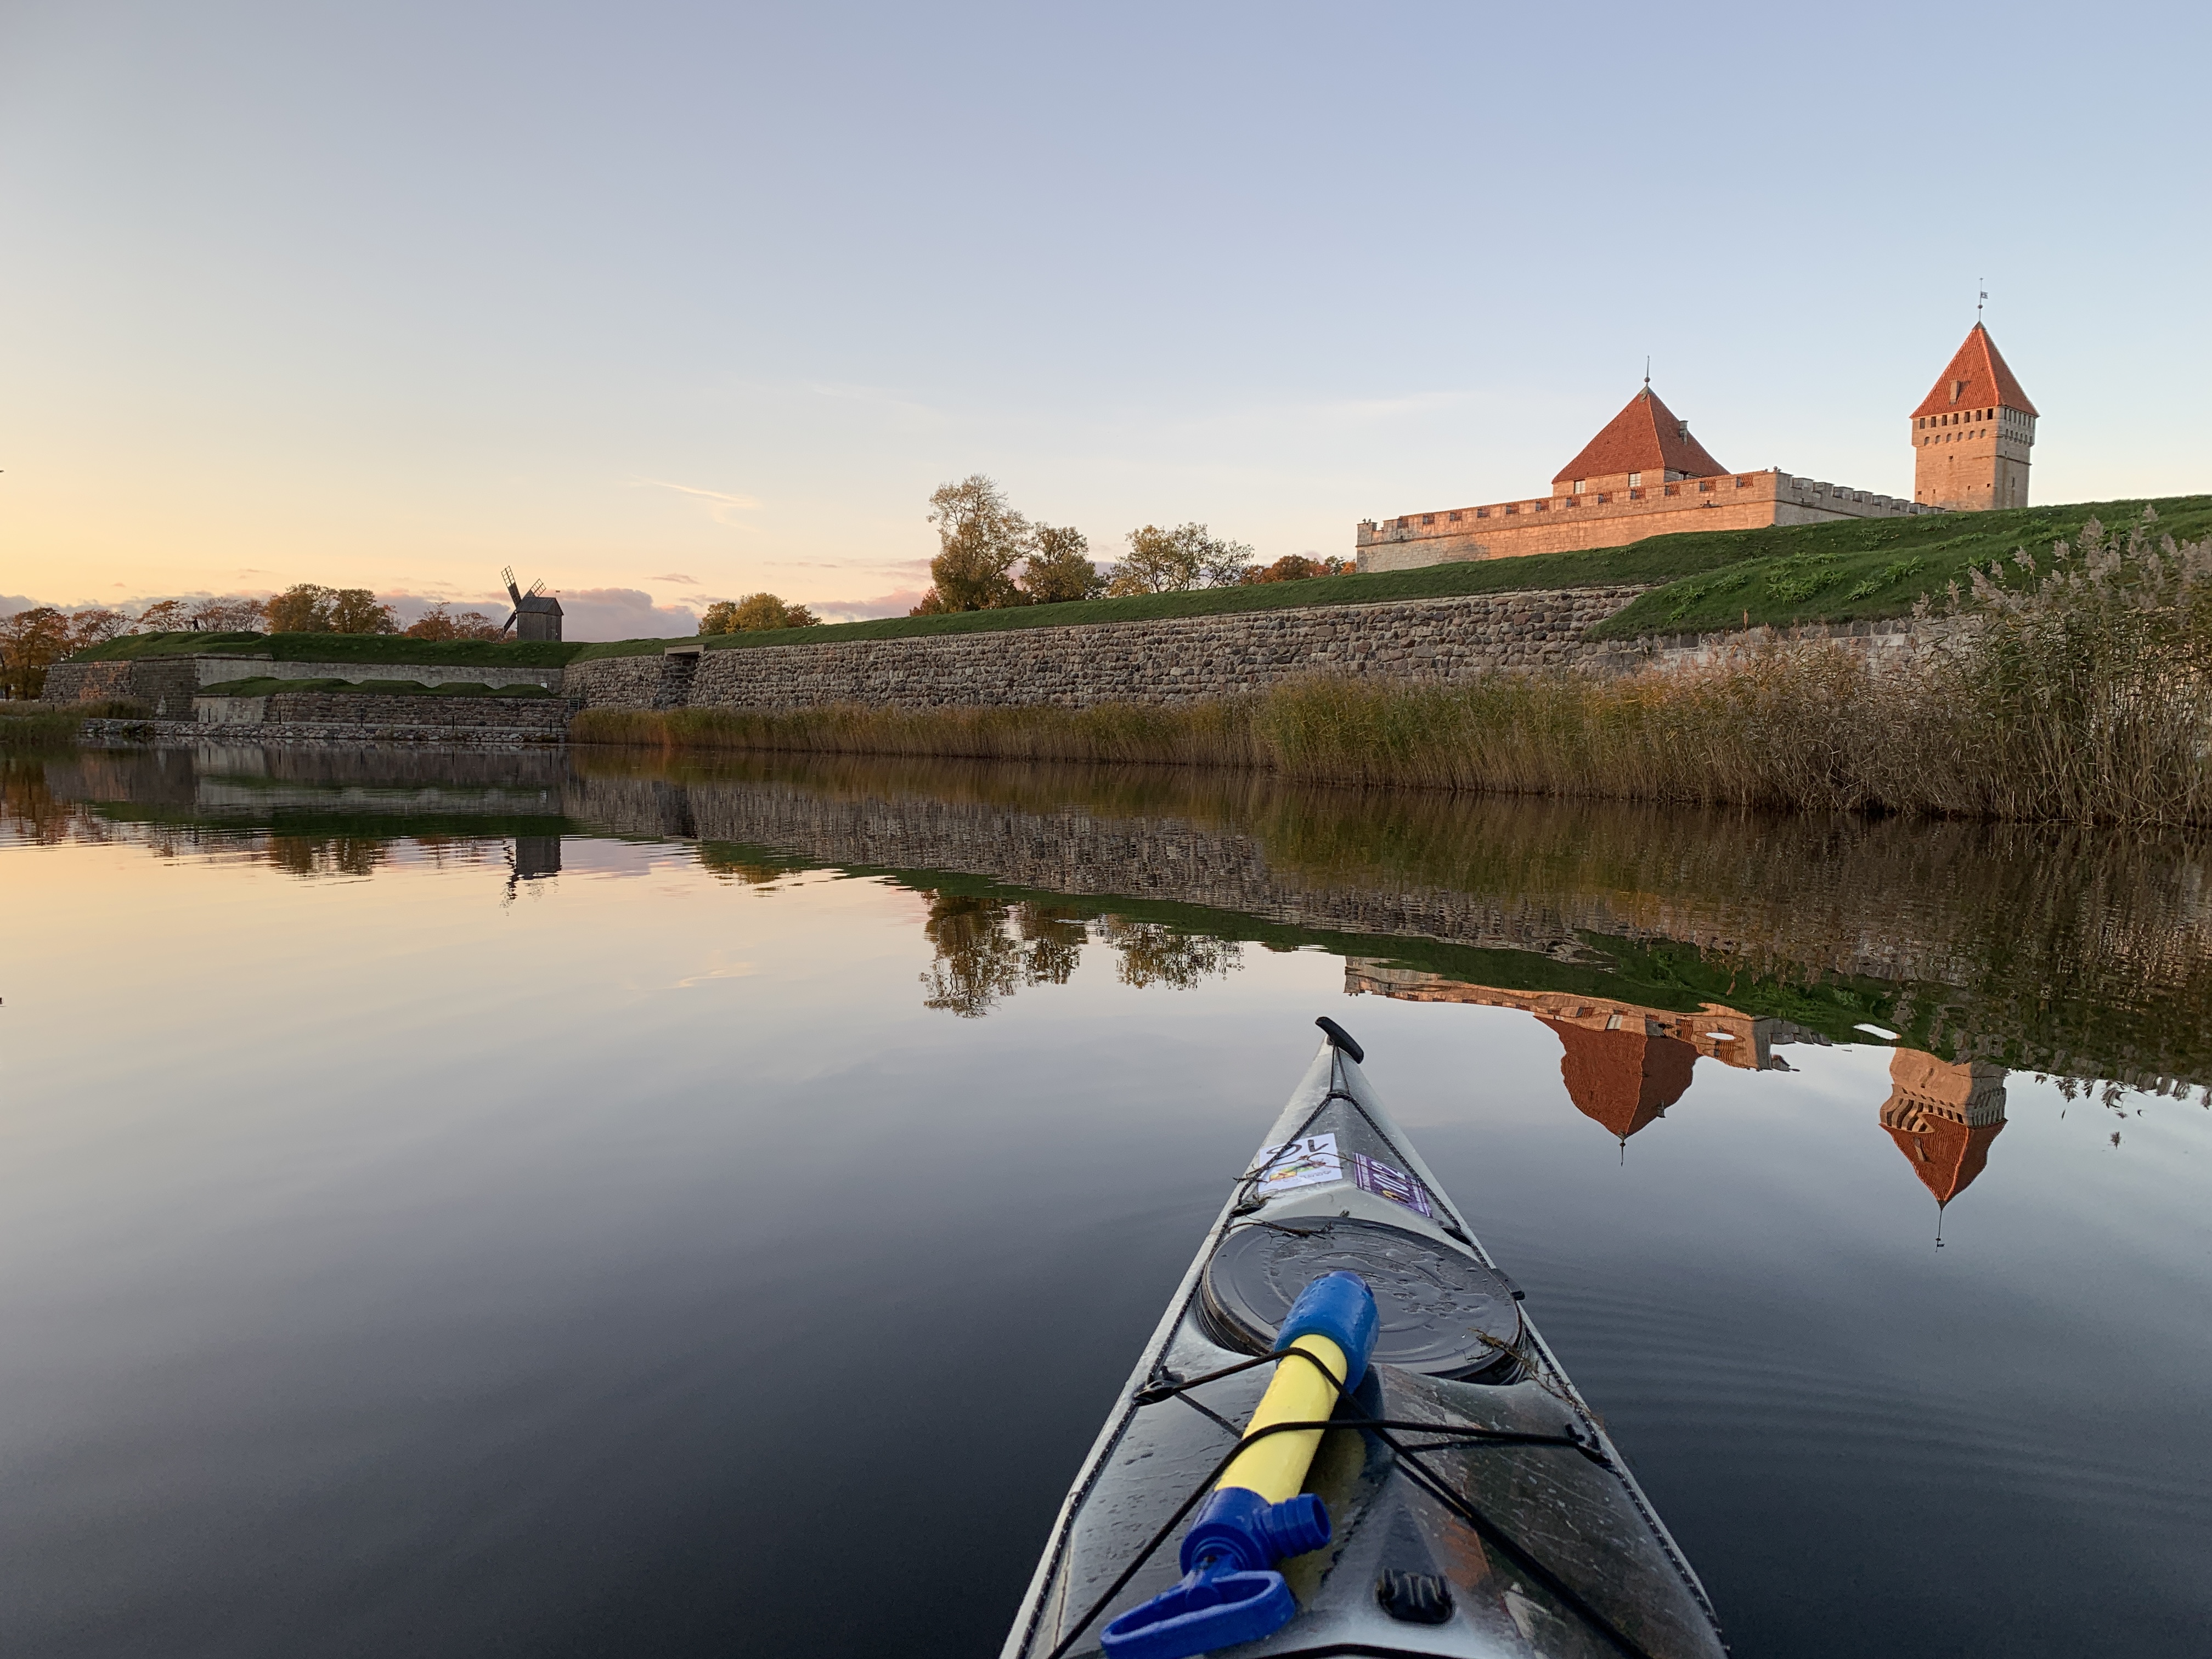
<box><xmin>1249</xmin><ymin>1133</ymin><xmax>1344</xmax><ymax>1195</ymax></box>
<box><xmin>1352</xmin><ymin>1154</ymin><xmax>1434</xmax><ymax>1217</ymax></box>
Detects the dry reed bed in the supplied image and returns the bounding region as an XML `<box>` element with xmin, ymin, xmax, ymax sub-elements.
<box><xmin>573</xmin><ymin>517</ymin><xmax>2212</xmax><ymax>828</ymax></box>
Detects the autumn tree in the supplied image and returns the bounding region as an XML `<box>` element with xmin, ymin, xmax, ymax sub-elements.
<box><xmin>130</xmin><ymin>599</ymin><xmax>193</xmax><ymax>633</ymax></box>
<box><xmin>0</xmin><ymin>606</ymin><xmax>128</xmax><ymax>699</ymax></box>
<box><xmin>189</xmin><ymin>596</ymin><xmax>268</xmax><ymax>633</ymax></box>
<box><xmin>1243</xmin><ymin>554</ymin><xmax>1351</xmax><ymax>584</ymax></box>
<box><xmin>1105</xmin><ymin>524</ymin><xmax>1255</xmax><ymax>596</ymax></box>
<box><xmin>699</xmin><ymin>593</ymin><xmax>820</xmax><ymax>634</ymax></box>
<box><xmin>404</xmin><ymin>604</ymin><xmax>504</xmax><ymax>641</ymax></box>
<box><xmin>912</xmin><ymin>475</ymin><xmax>1035</xmax><ymax>614</ymax></box>
<box><xmin>266</xmin><ymin>584</ymin><xmax>397</xmax><ymax>635</ymax></box>
<box><xmin>1019</xmin><ymin>525</ymin><xmax>1103</xmax><ymax>603</ymax></box>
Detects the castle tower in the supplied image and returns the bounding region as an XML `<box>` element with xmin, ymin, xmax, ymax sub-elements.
<box><xmin>1912</xmin><ymin>325</ymin><xmax>2038</xmax><ymax>511</ymax></box>
<box><xmin>1880</xmin><ymin>1050</ymin><xmax>2008</xmax><ymax>1211</ymax></box>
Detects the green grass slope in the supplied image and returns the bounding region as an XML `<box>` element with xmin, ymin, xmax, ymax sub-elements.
<box><xmin>566</xmin><ymin>538</ymin><xmax>1762</xmax><ymax>661</ymax></box>
<box><xmin>1586</xmin><ymin>493</ymin><xmax>2211</xmax><ymax>639</ymax></box>
<box><xmin>74</xmin><ymin>632</ymin><xmax>583</xmax><ymax>667</ymax></box>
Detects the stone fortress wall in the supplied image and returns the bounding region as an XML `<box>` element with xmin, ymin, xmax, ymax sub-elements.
<box><xmin>561</xmin><ymin>588</ymin><xmax>1948</xmax><ymax>714</ymax></box>
<box><xmin>49</xmin><ymin>585</ymin><xmax>1951</xmax><ymax>735</ymax></box>
<box><xmin>562</xmin><ymin>589</ymin><xmax>1654</xmax><ymax>710</ymax></box>
<box><xmin>46</xmin><ymin>653</ymin><xmax>566</xmax><ymax>714</ymax></box>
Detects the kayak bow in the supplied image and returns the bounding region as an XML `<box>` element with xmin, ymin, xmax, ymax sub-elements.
<box><xmin>1003</xmin><ymin>1019</ymin><xmax>1729</xmax><ymax>1659</ymax></box>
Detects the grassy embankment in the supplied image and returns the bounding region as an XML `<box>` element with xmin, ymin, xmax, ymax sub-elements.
<box><xmin>578</xmin><ymin>509</ymin><xmax>2212</xmax><ymax>827</ymax></box>
<box><xmin>72</xmin><ymin>632</ymin><xmax>580</xmax><ymax>667</ymax></box>
<box><xmin>76</xmin><ymin>494</ymin><xmax>2209</xmax><ymax>672</ymax></box>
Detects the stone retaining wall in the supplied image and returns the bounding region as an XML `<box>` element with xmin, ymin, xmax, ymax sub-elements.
<box><xmin>81</xmin><ymin>715</ymin><xmax>567</xmax><ymax>748</ymax></box>
<box><xmin>562</xmin><ymin>592</ymin><xmax>1959</xmax><ymax>714</ymax></box>
<box><xmin>188</xmin><ymin>654</ymin><xmax>568</xmax><ymax>691</ymax></box>
<box><xmin>563</xmin><ymin>588</ymin><xmax>1653</xmax><ymax>711</ymax></box>
<box><xmin>45</xmin><ymin>656</ymin><xmax>201</xmax><ymax>716</ymax></box>
<box><xmin>240</xmin><ymin>692</ymin><xmax>569</xmax><ymax>731</ymax></box>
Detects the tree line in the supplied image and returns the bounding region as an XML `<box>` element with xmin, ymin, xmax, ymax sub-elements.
<box><xmin>910</xmin><ymin>475</ymin><xmax>1346</xmax><ymax>616</ymax></box>
<box><xmin>0</xmin><ymin>585</ymin><xmax>513</xmax><ymax>699</ymax></box>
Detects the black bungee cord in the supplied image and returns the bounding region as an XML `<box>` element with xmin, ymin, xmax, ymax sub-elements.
<box><xmin>1040</xmin><ymin>1346</ymin><xmax>1664</xmax><ymax>1659</ymax></box>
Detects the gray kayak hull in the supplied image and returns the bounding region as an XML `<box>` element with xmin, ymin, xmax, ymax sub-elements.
<box><xmin>1001</xmin><ymin>1039</ymin><xmax>1728</xmax><ymax>1659</ymax></box>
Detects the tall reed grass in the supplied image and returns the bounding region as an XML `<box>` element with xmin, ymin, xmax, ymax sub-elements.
<box><xmin>572</xmin><ymin>516</ymin><xmax>2212</xmax><ymax>827</ymax></box>
<box><xmin>0</xmin><ymin>699</ymin><xmax>147</xmax><ymax>745</ymax></box>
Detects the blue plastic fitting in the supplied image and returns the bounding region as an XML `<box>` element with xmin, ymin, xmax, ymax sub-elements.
<box><xmin>1176</xmin><ymin>1488</ymin><xmax>1332</xmax><ymax>1576</ymax></box>
<box><xmin>1100</xmin><ymin>1274</ymin><xmax>1379</xmax><ymax>1659</ymax></box>
<box><xmin>1275</xmin><ymin>1269</ymin><xmax>1381</xmax><ymax>1392</ymax></box>
<box><xmin>1098</xmin><ymin>1557</ymin><xmax>1292</xmax><ymax>1659</ymax></box>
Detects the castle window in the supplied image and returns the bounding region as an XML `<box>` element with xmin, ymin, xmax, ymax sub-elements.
<box><xmin>1421</xmin><ymin>514</ymin><xmax>1434</xmax><ymax>525</ymax></box>
<box><xmin>1475</xmin><ymin>506</ymin><xmax>1488</xmax><ymax>518</ymax></box>
<box><xmin>1627</xmin><ymin>472</ymin><xmax>1642</xmax><ymax>487</ymax></box>
<box><xmin>1595</xmin><ymin>493</ymin><xmax>1610</xmax><ymax>504</ymax></box>
<box><xmin>1629</xmin><ymin>488</ymin><xmax>1643</xmax><ymax>500</ymax></box>
<box><xmin>1534</xmin><ymin>500</ymin><xmax>1548</xmax><ymax>511</ymax></box>
<box><xmin>1698</xmin><ymin>480</ymin><xmax>1713</xmax><ymax>493</ymax></box>
<box><xmin>1448</xmin><ymin>511</ymin><xmax>1460</xmax><ymax>522</ymax></box>
<box><xmin>1504</xmin><ymin>503</ymin><xmax>1517</xmax><ymax>515</ymax></box>
<box><xmin>1572</xmin><ymin>479</ymin><xmax>1585</xmax><ymax>494</ymax></box>
<box><xmin>1735</xmin><ymin>477</ymin><xmax>1749</xmax><ymax>488</ymax></box>
<box><xmin>1664</xmin><ymin>484</ymin><xmax>1679</xmax><ymax>496</ymax></box>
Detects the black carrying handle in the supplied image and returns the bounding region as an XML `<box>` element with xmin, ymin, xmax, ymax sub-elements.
<box><xmin>1314</xmin><ymin>1017</ymin><xmax>1364</xmax><ymax>1064</ymax></box>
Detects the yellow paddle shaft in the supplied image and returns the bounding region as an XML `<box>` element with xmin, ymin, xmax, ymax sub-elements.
<box><xmin>1215</xmin><ymin>1333</ymin><xmax>1348</xmax><ymax>1504</ymax></box>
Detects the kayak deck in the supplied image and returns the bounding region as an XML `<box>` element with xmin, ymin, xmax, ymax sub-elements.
<box><xmin>1003</xmin><ymin>1037</ymin><xmax>1728</xmax><ymax>1659</ymax></box>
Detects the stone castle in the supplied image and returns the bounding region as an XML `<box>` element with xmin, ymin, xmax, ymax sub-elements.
<box><xmin>1357</xmin><ymin>323</ymin><xmax>2039</xmax><ymax>572</ymax></box>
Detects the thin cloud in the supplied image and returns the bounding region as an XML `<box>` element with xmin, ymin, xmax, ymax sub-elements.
<box><xmin>631</xmin><ymin>478</ymin><xmax>763</xmax><ymax>529</ymax></box>
<box><xmin>649</xmin><ymin>572</ymin><xmax>702</xmax><ymax>585</ymax></box>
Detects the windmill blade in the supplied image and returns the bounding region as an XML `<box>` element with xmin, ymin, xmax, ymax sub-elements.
<box><xmin>502</xmin><ymin>565</ymin><xmax>524</xmax><ymax>607</ymax></box>
<box><xmin>525</xmin><ymin>578</ymin><xmax>547</xmax><ymax>601</ymax></box>
<box><xmin>498</xmin><ymin>610</ymin><xmax>518</xmax><ymax>636</ymax></box>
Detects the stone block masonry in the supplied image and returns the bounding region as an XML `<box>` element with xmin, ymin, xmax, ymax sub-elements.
<box><xmin>562</xmin><ymin>588</ymin><xmax>1655</xmax><ymax>712</ymax></box>
<box><xmin>44</xmin><ymin>653</ymin><xmax>564</xmax><ymax>713</ymax></box>
<box><xmin>44</xmin><ymin>656</ymin><xmax>202</xmax><ymax>716</ymax></box>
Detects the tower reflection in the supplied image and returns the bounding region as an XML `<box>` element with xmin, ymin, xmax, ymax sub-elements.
<box><xmin>1880</xmin><ymin>1050</ymin><xmax>2008</xmax><ymax>1237</ymax></box>
<box><xmin>1345</xmin><ymin>960</ymin><xmax>2012</xmax><ymax>1210</ymax></box>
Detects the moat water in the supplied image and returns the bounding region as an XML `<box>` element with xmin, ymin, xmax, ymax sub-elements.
<box><xmin>3</xmin><ymin>743</ymin><xmax>2209</xmax><ymax>1658</ymax></box>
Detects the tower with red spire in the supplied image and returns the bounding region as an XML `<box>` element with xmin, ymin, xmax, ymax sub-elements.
<box><xmin>1912</xmin><ymin>325</ymin><xmax>2038</xmax><ymax>511</ymax></box>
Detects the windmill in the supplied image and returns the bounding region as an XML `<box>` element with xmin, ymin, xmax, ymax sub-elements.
<box><xmin>498</xmin><ymin>566</ymin><xmax>565</xmax><ymax>642</ymax></box>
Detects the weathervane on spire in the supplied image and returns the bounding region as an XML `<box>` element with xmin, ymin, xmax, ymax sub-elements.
<box><xmin>1977</xmin><ymin>281</ymin><xmax>1987</xmax><ymax>325</ymax></box>
<box><xmin>1643</xmin><ymin>355</ymin><xmax>1651</xmax><ymax>391</ymax></box>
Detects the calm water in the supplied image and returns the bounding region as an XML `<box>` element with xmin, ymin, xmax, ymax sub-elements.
<box><xmin>3</xmin><ymin>744</ymin><xmax>2209</xmax><ymax>1658</ymax></box>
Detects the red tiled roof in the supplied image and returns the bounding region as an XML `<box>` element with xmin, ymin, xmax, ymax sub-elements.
<box><xmin>1553</xmin><ymin>387</ymin><xmax>1729</xmax><ymax>486</ymax></box>
<box><xmin>1912</xmin><ymin>324</ymin><xmax>2038</xmax><ymax>419</ymax></box>
<box><xmin>1541</xmin><ymin>1019</ymin><xmax>1698</xmax><ymax>1141</ymax></box>
<box><xmin>1883</xmin><ymin>1114</ymin><xmax>2006</xmax><ymax>1205</ymax></box>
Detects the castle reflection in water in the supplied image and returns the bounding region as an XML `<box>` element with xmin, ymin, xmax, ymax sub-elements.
<box><xmin>1347</xmin><ymin>963</ymin><xmax>2007</xmax><ymax>1212</ymax></box>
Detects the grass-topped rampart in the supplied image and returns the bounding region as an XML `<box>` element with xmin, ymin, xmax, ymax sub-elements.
<box><xmin>71</xmin><ymin>632</ymin><xmax>581</xmax><ymax>667</ymax></box>
<box><xmin>60</xmin><ymin>494</ymin><xmax>2212</xmax><ymax>673</ymax></box>
<box><xmin>574</xmin><ymin>514</ymin><xmax>2212</xmax><ymax>828</ymax></box>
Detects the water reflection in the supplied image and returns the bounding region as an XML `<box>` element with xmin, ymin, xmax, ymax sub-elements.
<box><xmin>8</xmin><ymin>742</ymin><xmax>2207</xmax><ymax>1200</ymax></box>
<box><xmin>6</xmin><ymin>740</ymin><xmax>2211</xmax><ymax>1659</ymax></box>
<box><xmin>1345</xmin><ymin>962</ymin><xmax>2018</xmax><ymax>1211</ymax></box>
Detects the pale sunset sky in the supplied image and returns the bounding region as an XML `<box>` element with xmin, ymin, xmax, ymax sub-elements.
<box><xmin>3</xmin><ymin>2</ymin><xmax>2206</xmax><ymax>636</ymax></box>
